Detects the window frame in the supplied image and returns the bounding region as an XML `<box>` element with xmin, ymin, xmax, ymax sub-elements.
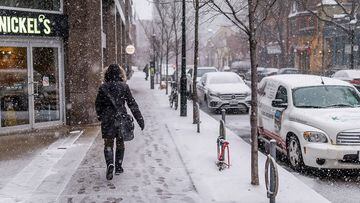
<box><xmin>0</xmin><ymin>0</ymin><xmax>63</xmax><ymax>14</ymax></box>
<box><xmin>275</xmin><ymin>85</ymin><xmax>288</xmax><ymax>103</ymax></box>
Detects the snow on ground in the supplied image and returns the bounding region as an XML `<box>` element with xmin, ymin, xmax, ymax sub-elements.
<box><xmin>141</xmin><ymin>72</ymin><xmax>329</xmax><ymax>202</ymax></box>
<box><xmin>0</xmin><ymin>71</ymin><xmax>330</xmax><ymax>202</ymax></box>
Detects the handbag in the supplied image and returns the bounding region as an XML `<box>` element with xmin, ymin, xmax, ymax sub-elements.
<box><xmin>105</xmin><ymin>89</ymin><xmax>135</xmax><ymax>141</ymax></box>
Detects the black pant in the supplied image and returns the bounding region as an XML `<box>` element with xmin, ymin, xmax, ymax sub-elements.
<box><xmin>104</xmin><ymin>137</ymin><xmax>124</xmax><ymax>150</ymax></box>
<box><xmin>103</xmin><ymin>137</ymin><xmax>125</xmax><ymax>169</ymax></box>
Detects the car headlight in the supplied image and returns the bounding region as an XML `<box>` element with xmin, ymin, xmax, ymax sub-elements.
<box><xmin>303</xmin><ymin>131</ymin><xmax>328</xmax><ymax>143</ymax></box>
<box><xmin>209</xmin><ymin>91</ymin><xmax>220</xmax><ymax>98</ymax></box>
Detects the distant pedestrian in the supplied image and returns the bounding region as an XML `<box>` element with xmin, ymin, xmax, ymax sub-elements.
<box><xmin>95</xmin><ymin>64</ymin><xmax>145</xmax><ymax>180</ymax></box>
<box><xmin>143</xmin><ymin>64</ymin><xmax>149</xmax><ymax>80</ymax></box>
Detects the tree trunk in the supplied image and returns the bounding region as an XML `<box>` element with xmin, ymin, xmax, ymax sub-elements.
<box><xmin>166</xmin><ymin>42</ymin><xmax>169</xmax><ymax>95</ymax></box>
<box><xmin>173</xmin><ymin>3</ymin><xmax>179</xmax><ymax>86</ymax></box>
<box><xmin>248</xmin><ymin>0</ymin><xmax>259</xmax><ymax>186</ymax></box>
<box><xmin>350</xmin><ymin>30</ymin><xmax>355</xmax><ymax>69</ymax></box>
<box><xmin>193</xmin><ymin>0</ymin><xmax>200</xmax><ymax>124</ymax></box>
<box><xmin>160</xmin><ymin>27</ymin><xmax>164</xmax><ymax>83</ymax></box>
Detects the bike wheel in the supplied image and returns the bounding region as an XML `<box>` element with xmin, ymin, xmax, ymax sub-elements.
<box><xmin>174</xmin><ymin>95</ymin><xmax>178</xmax><ymax>110</ymax></box>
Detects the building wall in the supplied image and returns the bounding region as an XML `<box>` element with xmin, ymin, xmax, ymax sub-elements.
<box><xmin>64</xmin><ymin>0</ymin><xmax>134</xmax><ymax>126</ymax></box>
<box><xmin>64</xmin><ymin>0</ymin><xmax>103</xmax><ymax>125</ymax></box>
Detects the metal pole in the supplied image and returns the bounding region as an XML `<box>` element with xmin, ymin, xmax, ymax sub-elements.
<box><xmin>151</xmin><ymin>33</ymin><xmax>156</xmax><ymax>89</ymax></box>
<box><xmin>180</xmin><ymin>0</ymin><xmax>187</xmax><ymax>117</ymax></box>
<box><xmin>221</xmin><ymin>109</ymin><xmax>226</xmax><ymax>123</ymax></box>
<box><xmin>196</xmin><ymin>102</ymin><xmax>200</xmax><ymax>133</ymax></box>
<box><xmin>269</xmin><ymin>139</ymin><xmax>276</xmax><ymax>203</ymax></box>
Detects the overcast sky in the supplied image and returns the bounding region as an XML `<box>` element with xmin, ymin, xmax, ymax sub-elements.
<box><xmin>133</xmin><ymin>0</ymin><xmax>153</xmax><ymax>20</ymax></box>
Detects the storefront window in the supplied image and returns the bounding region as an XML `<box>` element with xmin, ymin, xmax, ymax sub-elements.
<box><xmin>0</xmin><ymin>46</ymin><xmax>29</xmax><ymax>127</ymax></box>
<box><xmin>0</xmin><ymin>0</ymin><xmax>61</xmax><ymax>11</ymax></box>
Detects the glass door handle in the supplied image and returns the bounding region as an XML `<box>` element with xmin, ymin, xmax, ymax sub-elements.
<box><xmin>28</xmin><ymin>81</ymin><xmax>39</xmax><ymax>96</ymax></box>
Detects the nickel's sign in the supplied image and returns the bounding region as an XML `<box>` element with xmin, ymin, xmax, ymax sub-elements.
<box><xmin>0</xmin><ymin>9</ymin><xmax>68</xmax><ymax>37</ymax></box>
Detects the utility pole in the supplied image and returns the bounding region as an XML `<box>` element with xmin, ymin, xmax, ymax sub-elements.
<box><xmin>180</xmin><ymin>0</ymin><xmax>187</xmax><ymax>116</ymax></box>
<box><xmin>150</xmin><ymin>33</ymin><xmax>156</xmax><ymax>89</ymax></box>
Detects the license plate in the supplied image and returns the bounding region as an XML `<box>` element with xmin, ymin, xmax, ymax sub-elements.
<box><xmin>230</xmin><ymin>100</ymin><xmax>238</xmax><ymax>105</ymax></box>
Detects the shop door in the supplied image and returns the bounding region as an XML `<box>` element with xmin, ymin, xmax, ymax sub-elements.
<box><xmin>0</xmin><ymin>45</ymin><xmax>30</xmax><ymax>129</ymax></box>
<box><xmin>31</xmin><ymin>44</ymin><xmax>62</xmax><ymax>126</ymax></box>
<box><xmin>0</xmin><ymin>41</ymin><xmax>63</xmax><ymax>132</ymax></box>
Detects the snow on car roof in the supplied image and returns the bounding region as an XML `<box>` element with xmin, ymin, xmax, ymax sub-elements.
<box><xmin>198</xmin><ymin>66</ymin><xmax>217</xmax><ymax>70</ymax></box>
<box><xmin>336</xmin><ymin>69</ymin><xmax>360</xmax><ymax>78</ymax></box>
<box><xmin>267</xmin><ymin>74</ymin><xmax>352</xmax><ymax>89</ymax></box>
<box><xmin>205</xmin><ymin>72</ymin><xmax>239</xmax><ymax>78</ymax></box>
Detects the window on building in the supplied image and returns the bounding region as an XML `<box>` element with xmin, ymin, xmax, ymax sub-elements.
<box><xmin>0</xmin><ymin>0</ymin><xmax>61</xmax><ymax>11</ymax></box>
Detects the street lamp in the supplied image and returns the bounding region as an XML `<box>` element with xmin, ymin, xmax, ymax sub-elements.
<box><xmin>180</xmin><ymin>0</ymin><xmax>187</xmax><ymax>116</ymax></box>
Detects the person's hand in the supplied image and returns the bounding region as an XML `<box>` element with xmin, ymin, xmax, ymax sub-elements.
<box><xmin>139</xmin><ymin>121</ymin><xmax>145</xmax><ymax>131</ymax></box>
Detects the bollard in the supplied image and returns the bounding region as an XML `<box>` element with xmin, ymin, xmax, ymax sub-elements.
<box><xmin>269</xmin><ymin>139</ymin><xmax>276</xmax><ymax>203</ymax></box>
<box><xmin>221</xmin><ymin>109</ymin><xmax>226</xmax><ymax>123</ymax></box>
<box><xmin>196</xmin><ymin>102</ymin><xmax>200</xmax><ymax>133</ymax></box>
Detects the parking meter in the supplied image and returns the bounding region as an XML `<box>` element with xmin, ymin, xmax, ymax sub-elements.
<box><xmin>150</xmin><ymin>61</ymin><xmax>155</xmax><ymax>89</ymax></box>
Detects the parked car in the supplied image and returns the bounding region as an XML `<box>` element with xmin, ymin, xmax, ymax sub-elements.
<box><xmin>244</xmin><ymin>67</ymin><xmax>279</xmax><ymax>86</ymax></box>
<box><xmin>230</xmin><ymin>60</ymin><xmax>251</xmax><ymax>76</ymax></box>
<box><xmin>186</xmin><ymin>66</ymin><xmax>218</xmax><ymax>95</ymax></box>
<box><xmin>258</xmin><ymin>74</ymin><xmax>360</xmax><ymax>170</ymax></box>
<box><xmin>323</xmin><ymin>68</ymin><xmax>342</xmax><ymax>77</ymax></box>
<box><xmin>197</xmin><ymin>72</ymin><xmax>251</xmax><ymax>113</ymax></box>
<box><xmin>332</xmin><ymin>69</ymin><xmax>360</xmax><ymax>91</ymax></box>
<box><xmin>277</xmin><ymin>68</ymin><xmax>300</xmax><ymax>75</ymax></box>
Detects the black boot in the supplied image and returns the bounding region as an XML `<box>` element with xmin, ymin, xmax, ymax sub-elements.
<box><xmin>115</xmin><ymin>148</ymin><xmax>124</xmax><ymax>175</ymax></box>
<box><xmin>104</xmin><ymin>146</ymin><xmax>114</xmax><ymax>180</ymax></box>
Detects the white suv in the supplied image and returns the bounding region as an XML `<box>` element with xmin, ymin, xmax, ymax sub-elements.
<box><xmin>186</xmin><ymin>67</ymin><xmax>217</xmax><ymax>96</ymax></box>
<box><xmin>258</xmin><ymin>74</ymin><xmax>360</xmax><ymax>170</ymax></box>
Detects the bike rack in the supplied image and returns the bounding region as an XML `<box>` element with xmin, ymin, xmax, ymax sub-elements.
<box><xmin>216</xmin><ymin>119</ymin><xmax>230</xmax><ymax>171</ymax></box>
<box><xmin>265</xmin><ymin>140</ymin><xmax>279</xmax><ymax>203</ymax></box>
<box><xmin>195</xmin><ymin>102</ymin><xmax>201</xmax><ymax>133</ymax></box>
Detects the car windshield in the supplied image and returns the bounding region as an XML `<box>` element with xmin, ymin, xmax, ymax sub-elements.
<box><xmin>198</xmin><ymin>69</ymin><xmax>216</xmax><ymax>77</ymax></box>
<box><xmin>293</xmin><ymin>86</ymin><xmax>360</xmax><ymax>108</ymax></box>
<box><xmin>282</xmin><ymin>69</ymin><xmax>299</xmax><ymax>74</ymax></box>
<box><xmin>208</xmin><ymin>74</ymin><xmax>242</xmax><ymax>84</ymax></box>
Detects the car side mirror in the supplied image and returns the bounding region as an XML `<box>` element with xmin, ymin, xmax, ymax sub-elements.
<box><xmin>272</xmin><ymin>99</ymin><xmax>288</xmax><ymax>108</ymax></box>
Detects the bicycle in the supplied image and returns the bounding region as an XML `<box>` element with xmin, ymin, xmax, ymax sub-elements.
<box><xmin>169</xmin><ymin>81</ymin><xmax>179</xmax><ymax>110</ymax></box>
<box><xmin>216</xmin><ymin>120</ymin><xmax>230</xmax><ymax>171</ymax></box>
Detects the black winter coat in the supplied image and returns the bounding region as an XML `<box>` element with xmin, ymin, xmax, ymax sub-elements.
<box><xmin>95</xmin><ymin>81</ymin><xmax>144</xmax><ymax>139</ymax></box>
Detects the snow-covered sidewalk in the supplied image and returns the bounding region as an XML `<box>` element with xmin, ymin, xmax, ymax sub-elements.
<box><xmin>145</xmin><ymin>71</ymin><xmax>330</xmax><ymax>203</ymax></box>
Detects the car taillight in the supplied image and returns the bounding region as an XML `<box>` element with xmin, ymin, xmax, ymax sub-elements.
<box><xmin>350</xmin><ymin>79</ymin><xmax>360</xmax><ymax>85</ymax></box>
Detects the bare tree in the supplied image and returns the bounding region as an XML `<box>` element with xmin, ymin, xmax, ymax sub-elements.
<box><xmin>299</xmin><ymin>0</ymin><xmax>360</xmax><ymax>69</ymax></box>
<box><xmin>258</xmin><ymin>0</ymin><xmax>292</xmax><ymax>68</ymax></box>
<box><xmin>208</xmin><ymin>0</ymin><xmax>277</xmax><ymax>185</ymax></box>
<box><xmin>192</xmin><ymin>0</ymin><xmax>210</xmax><ymax>124</ymax></box>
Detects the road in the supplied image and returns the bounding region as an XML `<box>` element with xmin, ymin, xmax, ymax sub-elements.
<box><xmin>201</xmin><ymin>106</ymin><xmax>360</xmax><ymax>203</ymax></box>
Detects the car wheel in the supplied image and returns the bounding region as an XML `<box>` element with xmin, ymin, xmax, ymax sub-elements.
<box><xmin>287</xmin><ymin>135</ymin><xmax>305</xmax><ymax>171</ymax></box>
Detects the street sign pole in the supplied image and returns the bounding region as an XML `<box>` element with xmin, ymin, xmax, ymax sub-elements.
<box><xmin>150</xmin><ymin>61</ymin><xmax>155</xmax><ymax>89</ymax></box>
<box><xmin>180</xmin><ymin>0</ymin><xmax>187</xmax><ymax>117</ymax></box>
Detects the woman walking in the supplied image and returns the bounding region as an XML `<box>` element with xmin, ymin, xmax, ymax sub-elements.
<box><xmin>95</xmin><ymin>64</ymin><xmax>144</xmax><ymax>180</ymax></box>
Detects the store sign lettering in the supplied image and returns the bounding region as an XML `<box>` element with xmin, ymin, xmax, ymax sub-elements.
<box><xmin>0</xmin><ymin>15</ymin><xmax>51</xmax><ymax>35</ymax></box>
<box><xmin>0</xmin><ymin>9</ymin><xmax>68</xmax><ymax>38</ymax></box>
